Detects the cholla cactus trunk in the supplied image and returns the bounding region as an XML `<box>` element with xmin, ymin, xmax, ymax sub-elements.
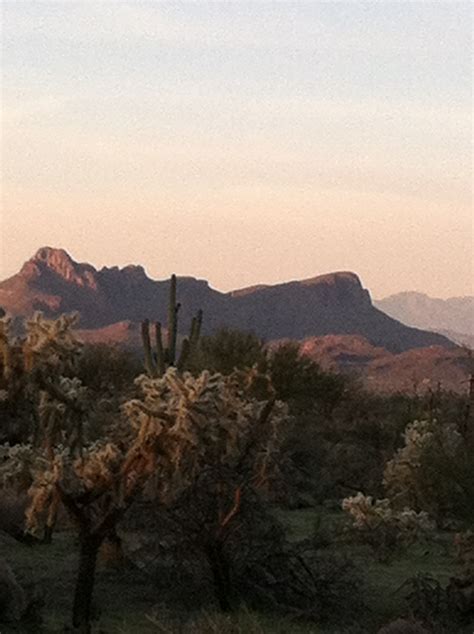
<box><xmin>72</xmin><ymin>531</ymin><xmax>102</xmax><ymax>633</ymax></box>
<box><xmin>205</xmin><ymin>538</ymin><xmax>233</xmax><ymax>612</ymax></box>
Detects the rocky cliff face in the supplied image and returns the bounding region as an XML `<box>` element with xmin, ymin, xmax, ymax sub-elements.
<box><xmin>0</xmin><ymin>247</ymin><xmax>453</xmax><ymax>353</ymax></box>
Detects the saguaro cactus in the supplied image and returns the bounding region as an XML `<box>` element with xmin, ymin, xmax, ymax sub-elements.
<box><xmin>141</xmin><ymin>274</ymin><xmax>203</xmax><ymax>377</ymax></box>
<box><xmin>167</xmin><ymin>273</ymin><xmax>179</xmax><ymax>365</ymax></box>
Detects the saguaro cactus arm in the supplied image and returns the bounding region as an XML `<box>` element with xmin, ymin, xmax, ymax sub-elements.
<box><xmin>167</xmin><ymin>274</ymin><xmax>178</xmax><ymax>365</ymax></box>
<box><xmin>141</xmin><ymin>319</ymin><xmax>156</xmax><ymax>377</ymax></box>
<box><xmin>154</xmin><ymin>322</ymin><xmax>166</xmax><ymax>376</ymax></box>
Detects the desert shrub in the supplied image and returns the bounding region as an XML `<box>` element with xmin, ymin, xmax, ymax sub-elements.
<box><xmin>121</xmin><ymin>494</ymin><xmax>286</xmax><ymax>610</ymax></box>
<box><xmin>277</xmin><ymin>384</ymin><xmax>440</xmax><ymax>505</ymax></box>
<box><xmin>268</xmin><ymin>342</ymin><xmax>347</xmax><ymax>414</ymax></box>
<box><xmin>124</xmin><ymin>496</ymin><xmax>364</xmax><ymax>625</ymax></box>
<box><xmin>196</xmin><ymin>335</ymin><xmax>349</xmax><ymax>414</ymax></box>
<box><xmin>190</xmin><ymin>335</ymin><xmax>471</xmax><ymax>516</ymax></box>
<box><xmin>239</xmin><ymin>542</ymin><xmax>364</xmax><ymax>624</ymax></box>
<box><xmin>398</xmin><ymin>572</ymin><xmax>474</xmax><ymax>631</ymax></box>
<box><xmin>76</xmin><ymin>343</ymin><xmax>141</xmax><ymax>394</ymax></box>
<box><xmin>446</xmin><ymin>572</ymin><xmax>474</xmax><ymax>622</ymax></box>
<box><xmin>280</xmin><ymin>402</ymin><xmax>405</xmax><ymax>506</ymax></box>
<box><xmin>403</xmin><ymin>574</ymin><xmax>447</xmax><ymax>628</ymax></box>
<box><xmin>195</xmin><ymin>328</ymin><xmax>266</xmax><ymax>375</ymax></box>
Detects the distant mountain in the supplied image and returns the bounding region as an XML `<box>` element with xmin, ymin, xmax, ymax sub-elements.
<box><xmin>435</xmin><ymin>329</ymin><xmax>474</xmax><ymax>350</ymax></box>
<box><xmin>375</xmin><ymin>292</ymin><xmax>474</xmax><ymax>346</ymax></box>
<box><xmin>0</xmin><ymin>247</ymin><xmax>454</xmax><ymax>354</ymax></box>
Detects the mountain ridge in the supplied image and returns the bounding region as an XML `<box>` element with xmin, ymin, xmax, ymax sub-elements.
<box><xmin>0</xmin><ymin>247</ymin><xmax>454</xmax><ymax>354</ymax></box>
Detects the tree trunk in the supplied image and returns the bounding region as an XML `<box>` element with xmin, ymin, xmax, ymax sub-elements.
<box><xmin>205</xmin><ymin>539</ymin><xmax>233</xmax><ymax>612</ymax></box>
<box><xmin>72</xmin><ymin>532</ymin><xmax>102</xmax><ymax>633</ymax></box>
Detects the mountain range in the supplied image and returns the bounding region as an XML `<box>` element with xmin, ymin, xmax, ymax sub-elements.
<box><xmin>0</xmin><ymin>247</ymin><xmax>470</xmax><ymax>393</ymax></box>
<box><xmin>375</xmin><ymin>292</ymin><xmax>474</xmax><ymax>348</ymax></box>
<box><xmin>0</xmin><ymin>247</ymin><xmax>452</xmax><ymax>353</ymax></box>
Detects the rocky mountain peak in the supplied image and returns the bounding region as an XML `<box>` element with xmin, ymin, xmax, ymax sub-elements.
<box><xmin>22</xmin><ymin>247</ymin><xmax>98</xmax><ymax>288</ymax></box>
<box><xmin>33</xmin><ymin>246</ymin><xmax>75</xmax><ymax>271</ymax></box>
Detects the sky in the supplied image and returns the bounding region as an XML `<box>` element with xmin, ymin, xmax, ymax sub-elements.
<box><xmin>1</xmin><ymin>1</ymin><xmax>472</xmax><ymax>299</ymax></box>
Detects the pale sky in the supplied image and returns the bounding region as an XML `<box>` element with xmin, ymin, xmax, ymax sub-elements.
<box><xmin>1</xmin><ymin>1</ymin><xmax>472</xmax><ymax>298</ymax></box>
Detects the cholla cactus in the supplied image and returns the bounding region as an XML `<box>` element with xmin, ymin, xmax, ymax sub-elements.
<box><xmin>342</xmin><ymin>492</ymin><xmax>434</xmax><ymax>561</ymax></box>
<box><xmin>3</xmin><ymin>308</ymin><xmax>287</xmax><ymax>630</ymax></box>
<box><xmin>384</xmin><ymin>419</ymin><xmax>464</xmax><ymax>516</ymax></box>
<box><xmin>124</xmin><ymin>369</ymin><xmax>286</xmax><ymax>499</ymax></box>
<box><xmin>342</xmin><ymin>493</ymin><xmax>433</xmax><ymax>533</ymax></box>
<box><xmin>0</xmin><ymin>312</ymin><xmax>91</xmax><ymax>553</ymax></box>
<box><xmin>38</xmin><ymin>375</ymin><xmax>88</xmax><ymax>455</ymax></box>
<box><xmin>26</xmin><ymin>365</ymin><xmax>286</xmax><ymax>631</ymax></box>
<box><xmin>124</xmin><ymin>368</ymin><xmax>287</xmax><ymax>612</ymax></box>
<box><xmin>24</xmin><ymin>311</ymin><xmax>82</xmax><ymax>373</ymax></box>
<box><xmin>0</xmin><ymin>312</ymin><xmax>85</xmax><ymax>446</ymax></box>
<box><xmin>0</xmin><ymin>443</ymin><xmax>48</xmax><ymax>491</ymax></box>
<box><xmin>0</xmin><ymin>315</ymin><xmax>26</xmax><ymax>393</ymax></box>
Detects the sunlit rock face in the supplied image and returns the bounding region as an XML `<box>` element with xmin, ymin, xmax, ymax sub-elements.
<box><xmin>27</xmin><ymin>247</ymin><xmax>98</xmax><ymax>289</ymax></box>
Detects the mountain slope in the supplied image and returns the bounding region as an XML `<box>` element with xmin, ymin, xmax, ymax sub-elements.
<box><xmin>0</xmin><ymin>247</ymin><xmax>454</xmax><ymax>354</ymax></box>
<box><xmin>297</xmin><ymin>335</ymin><xmax>470</xmax><ymax>394</ymax></box>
